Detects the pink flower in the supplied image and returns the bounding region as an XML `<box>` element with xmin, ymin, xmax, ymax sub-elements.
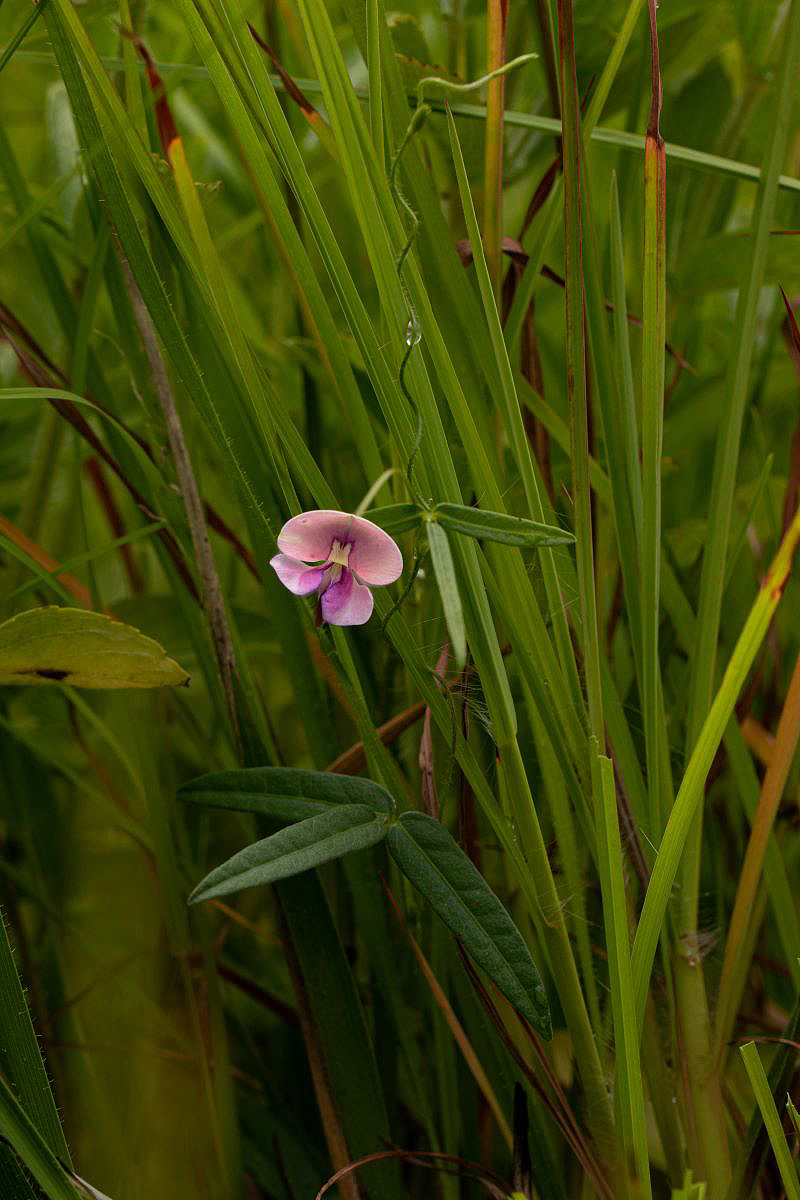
<box><xmin>270</xmin><ymin>510</ymin><xmax>403</xmax><ymax>626</ymax></box>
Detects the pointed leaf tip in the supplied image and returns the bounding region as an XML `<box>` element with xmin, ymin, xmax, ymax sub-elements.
<box><xmin>434</xmin><ymin>503</ymin><xmax>574</xmax><ymax>547</ymax></box>
<box><xmin>190</xmin><ymin>804</ymin><xmax>389</xmax><ymax>903</ymax></box>
<box><xmin>388</xmin><ymin>812</ymin><xmax>551</xmax><ymax>1037</ymax></box>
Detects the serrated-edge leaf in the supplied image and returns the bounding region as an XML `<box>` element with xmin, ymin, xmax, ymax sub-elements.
<box><xmin>189</xmin><ymin>804</ymin><xmax>388</xmax><ymax>902</ymax></box>
<box><xmin>387</xmin><ymin>811</ymin><xmax>551</xmax><ymax>1037</ymax></box>
<box><xmin>0</xmin><ymin>914</ymin><xmax>70</xmax><ymax>1162</ymax></box>
<box><xmin>434</xmin><ymin>503</ymin><xmax>574</xmax><ymax>547</ymax></box>
<box><xmin>179</xmin><ymin>765</ymin><xmax>395</xmax><ymax>817</ymax></box>
<box><xmin>0</xmin><ymin>1074</ymin><xmax>78</xmax><ymax>1200</ymax></box>
<box><xmin>0</xmin><ymin>607</ymin><xmax>189</xmax><ymax>689</ymax></box>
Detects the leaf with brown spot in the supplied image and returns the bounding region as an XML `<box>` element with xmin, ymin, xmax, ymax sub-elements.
<box><xmin>0</xmin><ymin>607</ymin><xmax>189</xmax><ymax>689</ymax></box>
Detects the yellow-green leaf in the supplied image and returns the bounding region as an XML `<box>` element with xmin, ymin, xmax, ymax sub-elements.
<box><xmin>0</xmin><ymin>607</ymin><xmax>189</xmax><ymax>689</ymax></box>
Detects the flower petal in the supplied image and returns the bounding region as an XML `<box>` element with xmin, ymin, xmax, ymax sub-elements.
<box><xmin>277</xmin><ymin>510</ymin><xmax>403</xmax><ymax>586</ymax></box>
<box><xmin>270</xmin><ymin>553</ymin><xmax>324</xmax><ymax>596</ymax></box>
<box><xmin>347</xmin><ymin>514</ymin><xmax>403</xmax><ymax>586</ymax></box>
<box><xmin>320</xmin><ymin>570</ymin><xmax>374</xmax><ymax>626</ymax></box>
<box><xmin>277</xmin><ymin>510</ymin><xmax>353</xmax><ymax>564</ymax></box>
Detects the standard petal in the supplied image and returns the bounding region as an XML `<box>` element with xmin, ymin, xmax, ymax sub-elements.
<box><xmin>276</xmin><ymin>510</ymin><xmax>403</xmax><ymax>586</ymax></box>
<box><xmin>270</xmin><ymin>553</ymin><xmax>324</xmax><ymax>596</ymax></box>
<box><xmin>320</xmin><ymin>570</ymin><xmax>374</xmax><ymax>626</ymax></box>
<box><xmin>346</xmin><ymin>514</ymin><xmax>403</xmax><ymax>585</ymax></box>
<box><xmin>277</xmin><ymin>510</ymin><xmax>353</xmax><ymax>563</ymax></box>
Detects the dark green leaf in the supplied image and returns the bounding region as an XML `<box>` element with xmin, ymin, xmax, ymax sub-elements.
<box><xmin>0</xmin><ymin>913</ymin><xmax>70</xmax><ymax>1161</ymax></box>
<box><xmin>388</xmin><ymin>812</ymin><xmax>551</xmax><ymax>1038</ymax></box>
<box><xmin>434</xmin><ymin>504</ymin><xmax>574</xmax><ymax>547</ymax></box>
<box><xmin>179</xmin><ymin>765</ymin><xmax>395</xmax><ymax>821</ymax></box>
<box><xmin>364</xmin><ymin>503</ymin><xmax>423</xmax><ymax>534</ymax></box>
<box><xmin>189</xmin><ymin>805</ymin><xmax>389</xmax><ymax>903</ymax></box>
<box><xmin>0</xmin><ymin>1074</ymin><xmax>78</xmax><ymax>1200</ymax></box>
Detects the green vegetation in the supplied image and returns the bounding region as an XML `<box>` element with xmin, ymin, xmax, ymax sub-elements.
<box><xmin>1</xmin><ymin>0</ymin><xmax>799</xmax><ymax>1196</ymax></box>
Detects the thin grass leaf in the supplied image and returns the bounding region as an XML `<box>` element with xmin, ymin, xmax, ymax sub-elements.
<box><xmin>445</xmin><ymin>102</ymin><xmax>584</xmax><ymax>722</ymax></box>
<box><xmin>740</xmin><ymin>1042</ymin><xmax>800</xmax><ymax>1200</ymax></box>
<box><xmin>632</xmin><ymin>504</ymin><xmax>800</xmax><ymax>1030</ymax></box>
<box><xmin>640</xmin><ymin>0</ymin><xmax>667</xmax><ymax>838</ymax></box>
<box><xmin>592</xmin><ymin>749</ymin><xmax>651</xmax><ymax>1196</ymax></box>
<box><xmin>556</xmin><ymin>0</ymin><xmax>603</xmax><ymax>736</ymax></box>
<box><xmin>714</xmin><ymin>651</ymin><xmax>800</xmax><ymax>1051</ymax></box>
<box><xmin>685</xmin><ymin>0</ymin><xmax>800</xmax><ymax>747</ymax></box>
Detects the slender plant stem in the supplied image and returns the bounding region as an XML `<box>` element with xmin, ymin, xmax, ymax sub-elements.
<box><xmin>640</xmin><ymin>0</ymin><xmax>667</xmax><ymax>839</ymax></box>
<box><xmin>556</xmin><ymin>0</ymin><xmax>603</xmax><ymax>737</ymax></box>
<box><xmin>115</xmin><ymin>235</ymin><xmax>241</xmax><ymax>752</ymax></box>
<box><xmin>483</xmin><ymin>0</ymin><xmax>507</xmax><ymax>295</ymax></box>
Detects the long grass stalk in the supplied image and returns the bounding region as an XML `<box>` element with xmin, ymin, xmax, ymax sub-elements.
<box><xmin>639</xmin><ymin>0</ymin><xmax>667</xmax><ymax>839</ymax></box>
<box><xmin>482</xmin><ymin>0</ymin><xmax>507</xmax><ymax>295</ymax></box>
<box><xmin>556</xmin><ymin>0</ymin><xmax>603</xmax><ymax>737</ymax></box>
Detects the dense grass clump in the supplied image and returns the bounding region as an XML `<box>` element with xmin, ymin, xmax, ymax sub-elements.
<box><xmin>1</xmin><ymin>0</ymin><xmax>800</xmax><ymax>1197</ymax></box>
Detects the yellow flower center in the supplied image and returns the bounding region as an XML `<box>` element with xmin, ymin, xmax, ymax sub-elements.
<box><xmin>328</xmin><ymin>538</ymin><xmax>352</xmax><ymax>568</ymax></box>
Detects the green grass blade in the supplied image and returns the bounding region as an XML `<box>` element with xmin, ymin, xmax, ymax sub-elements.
<box><xmin>740</xmin><ymin>1042</ymin><xmax>800</xmax><ymax>1200</ymax></box>
<box><xmin>631</xmin><ymin>507</ymin><xmax>800</xmax><ymax>1030</ymax></box>
<box><xmin>592</xmin><ymin>749</ymin><xmax>651</xmax><ymax>1196</ymax></box>
<box><xmin>556</xmin><ymin>0</ymin><xmax>603</xmax><ymax>736</ymax></box>
<box><xmin>446</xmin><ymin>103</ymin><xmax>585</xmax><ymax>722</ymax></box>
<box><xmin>639</xmin><ymin>25</ymin><xmax>667</xmax><ymax>837</ymax></box>
<box><xmin>685</xmin><ymin>0</ymin><xmax>800</xmax><ymax>750</ymax></box>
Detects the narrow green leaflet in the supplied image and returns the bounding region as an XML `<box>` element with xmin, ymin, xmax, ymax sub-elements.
<box><xmin>727</xmin><ymin>1004</ymin><xmax>800</xmax><ymax>1199</ymax></box>
<box><xmin>434</xmin><ymin>503</ymin><xmax>574</xmax><ymax>547</ymax></box>
<box><xmin>0</xmin><ymin>608</ymin><xmax>189</xmax><ymax>689</ymax></box>
<box><xmin>179</xmin><ymin>766</ymin><xmax>395</xmax><ymax>821</ymax></box>
<box><xmin>788</xmin><ymin>1098</ymin><xmax>800</xmax><ymax>1140</ymax></box>
<box><xmin>189</xmin><ymin>805</ymin><xmax>389</xmax><ymax>903</ymax></box>
<box><xmin>364</xmin><ymin>503</ymin><xmax>423</xmax><ymax>534</ymax></box>
<box><xmin>426</xmin><ymin>521</ymin><xmax>466</xmax><ymax>667</ymax></box>
<box><xmin>387</xmin><ymin>812</ymin><xmax>552</xmax><ymax>1038</ymax></box>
